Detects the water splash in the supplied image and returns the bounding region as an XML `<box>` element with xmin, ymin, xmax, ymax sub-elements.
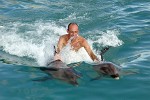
<box><xmin>0</xmin><ymin>21</ymin><xmax>123</xmax><ymax>66</ymax></box>
<box><xmin>93</xmin><ymin>30</ymin><xmax>123</xmax><ymax>47</ymax></box>
<box><xmin>0</xmin><ymin>21</ymin><xmax>66</xmax><ymax>66</ymax></box>
<box><xmin>60</xmin><ymin>44</ymin><xmax>93</xmax><ymax>64</ymax></box>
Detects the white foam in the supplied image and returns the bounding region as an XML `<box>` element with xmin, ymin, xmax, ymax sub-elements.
<box><xmin>59</xmin><ymin>37</ymin><xmax>101</xmax><ymax>64</ymax></box>
<box><xmin>85</xmin><ymin>30</ymin><xmax>123</xmax><ymax>48</ymax></box>
<box><xmin>60</xmin><ymin>44</ymin><xmax>93</xmax><ymax>64</ymax></box>
<box><xmin>0</xmin><ymin>21</ymin><xmax>123</xmax><ymax>66</ymax></box>
<box><xmin>95</xmin><ymin>30</ymin><xmax>123</xmax><ymax>47</ymax></box>
<box><xmin>0</xmin><ymin>21</ymin><xmax>66</xmax><ymax>66</ymax></box>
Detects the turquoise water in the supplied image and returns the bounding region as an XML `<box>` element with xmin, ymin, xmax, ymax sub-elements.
<box><xmin>0</xmin><ymin>0</ymin><xmax>150</xmax><ymax>100</ymax></box>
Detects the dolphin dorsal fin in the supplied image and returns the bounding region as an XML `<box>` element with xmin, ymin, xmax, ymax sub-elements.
<box><xmin>100</xmin><ymin>46</ymin><xmax>111</xmax><ymax>61</ymax></box>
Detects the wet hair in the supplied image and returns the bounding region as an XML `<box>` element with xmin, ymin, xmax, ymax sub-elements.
<box><xmin>67</xmin><ymin>23</ymin><xmax>78</xmax><ymax>30</ymax></box>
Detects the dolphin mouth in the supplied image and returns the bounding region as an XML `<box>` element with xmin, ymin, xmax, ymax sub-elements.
<box><xmin>111</xmin><ymin>74</ymin><xmax>120</xmax><ymax>80</ymax></box>
<box><xmin>114</xmin><ymin>77</ymin><xmax>119</xmax><ymax>80</ymax></box>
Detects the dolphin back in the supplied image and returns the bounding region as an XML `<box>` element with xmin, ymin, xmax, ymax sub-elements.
<box><xmin>39</xmin><ymin>60</ymin><xmax>80</xmax><ymax>85</ymax></box>
<box><xmin>47</xmin><ymin>60</ymin><xmax>69</xmax><ymax>68</ymax></box>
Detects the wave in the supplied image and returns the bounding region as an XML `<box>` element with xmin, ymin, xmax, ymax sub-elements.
<box><xmin>0</xmin><ymin>21</ymin><xmax>123</xmax><ymax>66</ymax></box>
<box><xmin>0</xmin><ymin>21</ymin><xmax>66</xmax><ymax>66</ymax></box>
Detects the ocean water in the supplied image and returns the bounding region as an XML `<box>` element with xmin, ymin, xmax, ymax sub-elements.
<box><xmin>0</xmin><ymin>0</ymin><xmax>150</xmax><ymax>100</ymax></box>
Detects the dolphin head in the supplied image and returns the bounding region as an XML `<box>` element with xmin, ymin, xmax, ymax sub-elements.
<box><xmin>93</xmin><ymin>62</ymin><xmax>120</xmax><ymax>79</ymax></box>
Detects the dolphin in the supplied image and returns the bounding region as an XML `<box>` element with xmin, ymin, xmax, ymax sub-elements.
<box><xmin>92</xmin><ymin>47</ymin><xmax>120</xmax><ymax>79</ymax></box>
<box><xmin>93</xmin><ymin>62</ymin><xmax>120</xmax><ymax>80</ymax></box>
<box><xmin>39</xmin><ymin>60</ymin><xmax>80</xmax><ymax>86</ymax></box>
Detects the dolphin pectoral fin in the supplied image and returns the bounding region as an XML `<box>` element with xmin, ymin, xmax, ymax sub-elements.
<box><xmin>32</xmin><ymin>76</ymin><xmax>52</xmax><ymax>82</ymax></box>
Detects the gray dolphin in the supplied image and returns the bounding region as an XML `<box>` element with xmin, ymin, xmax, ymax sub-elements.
<box><xmin>93</xmin><ymin>62</ymin><xmax>120</xmax><ymax>79</ymax></box>
<box><xmin>39</xmin><ymin>60</ymin><xmax>80</xmax><ymax>86</ymax></box>
<box><xmin>92</xmin><ymin>47</ymin><xmax>120</xmax><ymax>79</ymax></box>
